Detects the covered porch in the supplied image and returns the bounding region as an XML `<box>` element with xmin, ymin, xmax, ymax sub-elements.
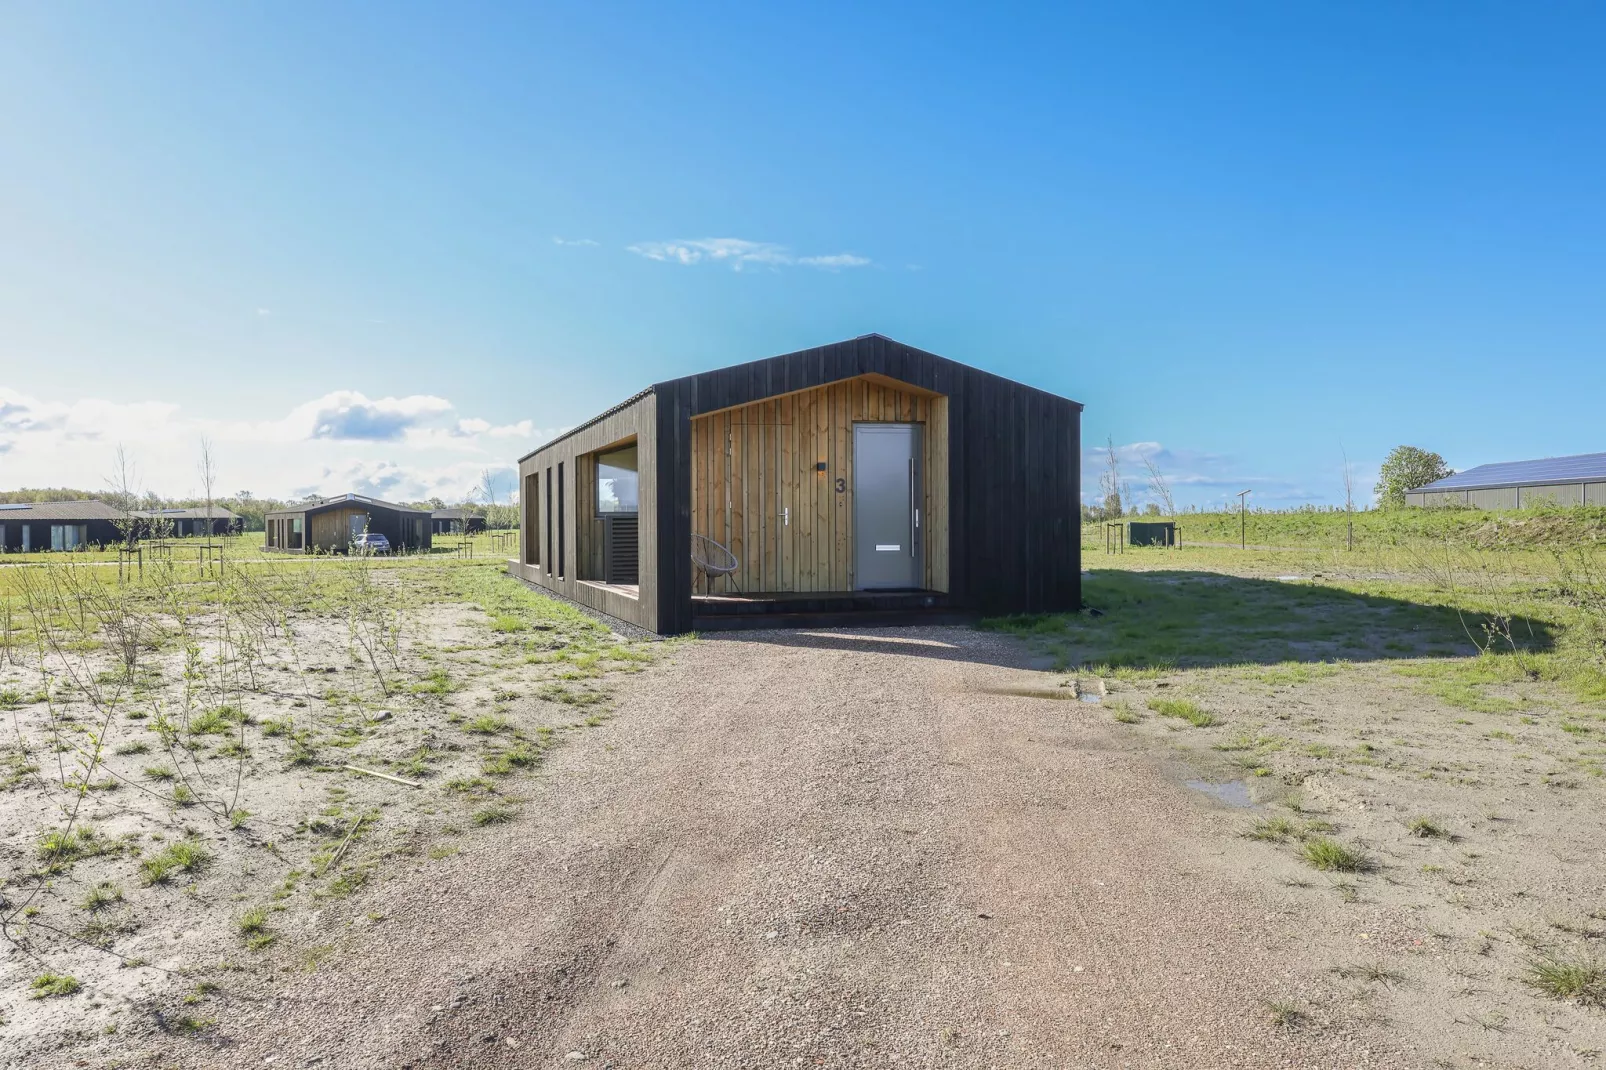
<box><xmin>688</xmin><ymin>373</ymin><xmax>950</xmax><ymax>601</ymax></box>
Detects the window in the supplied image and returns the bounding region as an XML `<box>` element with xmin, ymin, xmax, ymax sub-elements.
<box><xmin>50</xmin><ymin>524</ymin><xmax>88</xmax><ymax>551</ymax></box>
<box><xmin>557</xmin><ymin>462</ymin><xmax>566</xmax><ymax>578</ymax></box>
<box><xmin>524</xmin><ymin>473</ymin><xmax>540</xmax><ymax>565</ymax></box>
<box><xmin>545</xmin><ymin>467</ymin><xmax>554</xmax><ymax>574</ymax></box>
<box><xmin>596</xmin><ymin>444</ymin><xmax>639</xmax><ymax>515</ymax></box>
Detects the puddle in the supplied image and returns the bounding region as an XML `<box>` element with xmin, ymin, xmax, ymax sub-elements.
<box><xmin>981</xmin><ymin>685</ymin><xmax>1080</xmax><ymax>701</ymax></box>
<box><xmin>1078</xmin><ymin>692</ymin><xmax>1102</xmax><ymax>704</ymax></box>
<box><xmin>1185</xmin><ymin>779</ymin><xmax>1256</xmax><ymax>808</ymax></box>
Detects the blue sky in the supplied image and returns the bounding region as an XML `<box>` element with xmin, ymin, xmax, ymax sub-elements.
<box><xmin>2</xmin><ymin>2</ymin><xmax>1603</xmax><ymax>506</ymax></box>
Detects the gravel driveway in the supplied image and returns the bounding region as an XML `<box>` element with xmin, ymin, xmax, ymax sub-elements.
<box><xmin>205</xmin><ymin>626</ymin><xmax>1413</xmax><ymax>1069</ymax></box>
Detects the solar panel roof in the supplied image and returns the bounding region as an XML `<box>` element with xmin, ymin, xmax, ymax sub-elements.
<box><xmin>1412</xmin><ymin>451</ymin><xmax>1606</xmax><ymax>492</ymax></box>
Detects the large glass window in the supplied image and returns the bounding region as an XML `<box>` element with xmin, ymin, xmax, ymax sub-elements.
<box><xmin>50</xmin><ymin>524</ymin><xmax>87</xmax><ymax>551</ymax></box>
<box><xmin>596</xmin><ymin>444</ymin><xmax>639</xmax><ymax>515</ymax></box>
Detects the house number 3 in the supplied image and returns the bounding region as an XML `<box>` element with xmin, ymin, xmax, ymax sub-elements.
<box><xmin>835</xmin><ymin>477</ymin><xmax>846</xmax><ymax>494</ymax></box>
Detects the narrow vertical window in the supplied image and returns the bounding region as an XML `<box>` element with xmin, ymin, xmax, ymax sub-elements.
<box><xmin>524</xmin><ymin>473</ymin><xmax>540</xmax><ymax>565</ymax></box>
<box><xmin>545</xmin><ymin>467</ymin><xmax>554</xmax><ymax>574</ymax></box>
<box><xmin>557</xmin><ymin>462</ymin><xmax>566</xmax><ymax>579</ymax></box>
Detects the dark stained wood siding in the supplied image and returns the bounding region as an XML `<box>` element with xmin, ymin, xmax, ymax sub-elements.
<box><xmin>651</xmin><ymin>335</ymin><xmax>1080</xmax><ymax>631</ymax></box>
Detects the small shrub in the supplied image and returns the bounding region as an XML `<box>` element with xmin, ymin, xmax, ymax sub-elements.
<box><xmin>466</xmin><ymin>714</ymin><xmax>509</xmax><ymax>735</ymax></box>
<box><xmin>238</xmin><ymin>906</ymin><xmax>270</xmax><ymax>935</ymax></box>
<box><xmin>144</xmin><ymin>765</ymin><xmax>176</xmax><ymax>781</ymax></box>
<box><xmin>171</xmin><ymin>784</ymin><xmax>196</xmax><ymax>806</ymax></box>
<box><xmin>1300</xmin><ymin>837</ymin><xmax>1373</xmax><ymax>873</ymax></box>
<box><xmin>30</xmin><ymin>973</ymin><xmax>81</xmax><ymax>999</ymax></box>
<box><xmin>1148</xmin><ymin>698</ymin><xmax>1216</xmax><ymax>727</ymax></box>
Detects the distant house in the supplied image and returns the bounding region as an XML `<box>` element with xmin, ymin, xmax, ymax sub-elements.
<box><xmin>134</xmin><ymin>506</ymin><xmax>242</xmax><ymax>537</ymax></box>
<box><xmin>1406</xmin><ymin>452</ymin><xmax>1606</xmax><ymax>508</ymax></box>
<box><xmin>430</xmin><ymin>508</ymin><xmax>487</xmax><ymax>535</ymax></box>
<box><xmin>263</xmin><ymin>494</ymin><xmax>431</xmax><ymax>554</ymax></box>
<box><xmin>0</xmin><ymin>500</ymin><xmax>123</xmax><ymax>552</ymax></box>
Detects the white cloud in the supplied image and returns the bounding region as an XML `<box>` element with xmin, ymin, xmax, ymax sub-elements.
<box><xmin>304</xmin><ymin>391</ymin><xmax>454</xmax><ymax>441</ymax></box>
<box><xmin>0</xmin><ymin>385</ymin><xmax>556</xmax><ymax>502</ymax></box>
<box><xmin>627</xmin><ymin>237</ymin><xmax>871</xmax><ymax>271</ymax></box>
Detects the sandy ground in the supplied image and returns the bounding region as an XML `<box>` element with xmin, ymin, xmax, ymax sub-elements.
<box><xmin>65</xmin><ymin>625</ymin><xmax>1451</xmax><ymax>1070</ymax></box>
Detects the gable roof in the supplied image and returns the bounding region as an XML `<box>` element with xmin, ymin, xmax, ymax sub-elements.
<box><xmin>1411</xmin><ymin>452</ymin><xmax>1606</xmax><ymax>493</ymax></box>
<box><xmin>0</xmin><ymin>499</ymin><xmax>123</xmax><ymax>521</ymax></box>
<box><xmin>134</xmin><ymin>506</ymin><xmax>240</xmax><ymax>521</ymax></box>
<box><xmin>519</xmin><ymin>334</ymin><xmax>1082</xmax><ymax>462</ymax></box>
<box><xmin>265</xmin><ymin>493</ymin><xmax>430</xmax><ymax>517</ymax></box>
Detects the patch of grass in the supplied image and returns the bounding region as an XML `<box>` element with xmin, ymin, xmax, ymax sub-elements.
<box><xmin>1525</xmin><ymin>956</ymin><xmax>1605</xmax><ymax>1006</ymax></box>
<box><xmin>490</xmin><ymin>614</ymin><xmax>527</xmax><ymax>633</ymax></box>
<box><xmin>1263</xmin><ymin>999</ymin><xmax>1305</xmax><ymax>1029</ymax></box>
<box><xmin>411</xmin><ymin>668</ymin><xmax>455</xmax><ymax>695</ymax></box>
<box><xmin>465</xmin><ymin>713</ymin><xmax>510</xmax><ymax>734</ymax></box>
<box><xmin>81</xmin><ymin>881</ymin><xmax>123</xmax><ymax>912</ymax></box>
<box><xmin>1299</xmin><ymin>837</ymin><xmax>1373</xmax><ymax>873</ymax></box>
<box><xmin>445</xmin><ymin>775</ymin><xmax>497</xmax><ymax>795</ymax></box>
<box><xmin>1408</xmin><ymin>816</ymin><xmax>1451</xmax><ymax>838</ymax></box>
<box><xmin>113</xmin><ymin>740</ymin><xmax>150</xmax><ymax>756</ymax></box>
<box><xmin>140</xmin><ymin>839</ymin><xmax>211</xmax><ymax>885</ymax></box>
<box><xmin>427</xmin><ymin>844</ymin><xmax>460</xmax><ymax>860</ymax></box>
<box><xmin>1333</xmin><ymin>961</ymin><xmax>1405</xmax><ymax>985</ymax></box>
<box><xmin>472</xmin><ymin>805</ymin><xmax>515</xmax><ymax>826</ymax></box>
<box><xmin>238</xmin><ymin>906</ymin><xmax>270</xmax><ymax>938</ymax></box>
<box><xmin>144</xmin><ymin>764</ymin><xmax>176</xmax><ymax>781</ymax></box>
<box><xmin>1148</xmin><ymin>698</ymin><xmax>1216</xmax><ymax>727</ymax></box>
<box><xmin>30</xmin><ymin>973</ymin><xmax>81</xmax><ymax>999</ymax></box>
<box><xmin>1109</xmin><ymin>702</ymin><xmax>1142</xmax><ymax>724</ymax></box>
<box><xmin>171</xmin><ymin>783</ymin><xmax>196</xmax><ymax>806</ymax></box>
<box><xmin>36</xmin><ymin>825</ymin><xmax>123</xmax><ymax>871</ymax></box>
<box><xmin>1245</xmin><ymin>816</ymin><xmax>1302</xmax><ymax>842</ymax></box>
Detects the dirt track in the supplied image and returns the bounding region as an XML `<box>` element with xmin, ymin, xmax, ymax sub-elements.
<box><xmin>196</xmin><ymin>627</ymin><xmax>1413</xmax><ymax>1068</ymax></box>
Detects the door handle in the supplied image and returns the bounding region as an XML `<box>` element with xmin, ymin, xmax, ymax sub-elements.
<box><xmin>909</xmin><ymin>459</ymin><xmax>916</xmax><ymax>558</ymax></box>
<box><xmin>779</xmin><ymin>506</ymin><xmax>789</xmax><ymax>527</ymax></box>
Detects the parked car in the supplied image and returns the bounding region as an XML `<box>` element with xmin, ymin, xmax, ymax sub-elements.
<box><xmin>351</xmin><ymin>533</ymin><xmax>391</xmax><ymax>555</ymax></box>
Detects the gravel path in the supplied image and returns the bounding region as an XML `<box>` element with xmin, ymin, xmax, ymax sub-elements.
<box><xmin>206</xmin><ymin>627</ymin><xmax>1414</xmax><ymax>1069</ymax></box>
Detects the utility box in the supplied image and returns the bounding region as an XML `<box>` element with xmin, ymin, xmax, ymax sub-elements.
<box><xmin>1128</xmin><ymin>521</ymin><xmax>1177</xmax><ymax>547</ymax></box>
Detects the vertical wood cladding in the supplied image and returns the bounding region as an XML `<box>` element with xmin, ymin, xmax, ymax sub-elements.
<box><xmin>688</xmin><ymin>376</ymin><xmax>949</xmax><ymax>594</ymax></box>
<box><xmin>652</xmin><ymin>335</ymin><xmax>1080</xmax><ymax>630</ymax></box>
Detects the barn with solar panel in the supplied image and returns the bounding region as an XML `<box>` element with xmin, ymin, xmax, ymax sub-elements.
<box><xmin>1406</xmin><ymin>452</ymin><xmax>1606</xmax><ymax>508</ymax></box>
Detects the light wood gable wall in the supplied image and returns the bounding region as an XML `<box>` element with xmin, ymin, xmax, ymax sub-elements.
<box><xmin>689</xmin><ymin>375</ymin><xmax>949</xmax><ymax>594</ymax></box>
